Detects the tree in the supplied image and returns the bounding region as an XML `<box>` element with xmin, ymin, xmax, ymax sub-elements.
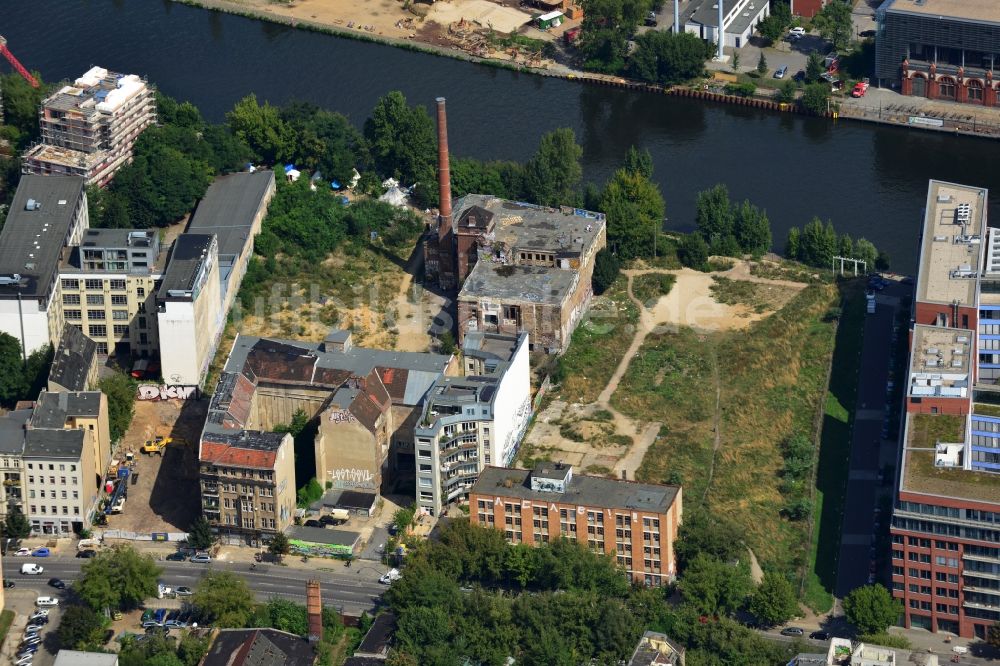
<box><xmin>776</xmin><ymin>80</ymin><xmax>796</xmax><ymax>104</ymax></box>
<box><xmin>77</xmin><ymin>544</ymin><xmax>162</xmax><ymax>611</ymax></box>
<box><xmin>438</xmin><ymin>331</ymin><xmax>456</xmax><ymax>355</ymax></box>
<box><xmin>579</xmin><ymin>0</ymin><xmax>652</xmax><ymax>74</ymax></box>
<box><xmin>853</xmin><ymin>238</ymin><xmax>878</xmax><ymax>272</ymax></box>
<box><xmin>680</xmin><ymin>553</ymin><xmax>753</xmax><ymax>616</ymax></box>
<box><xmin>843</xmin><ymin>584</ymin><xmax>902</xmax><ymax>635</ymax></box>
<box><xmin>806</xmin><ymin>52</ymin><xmax>825</xmax><ymax>83</ymax></box>
<box><xmin>226</xmin><ymin>94</ymin><xmax>295</xmax><ymax>165</ymax></box>
<box><xmin>601</xmin><ymin>167</ymin><xmax>665</xmax><ymax>259</ymax></box>
<box><xmin>364</xmin><ymin>92</ymin><xmax>436</xmax><ymax>198</ymax></box>
<box><xmin>785</xmin><ymin>227</ymin><xmax>801</xmax><ymax>260</ymax></box>
<box><xmin>98</xmin><ymin>372</ymin><xmax>136</xmax><ymax>444</ymax></box>
<box><xmin>678</xmin><ymin>233</ymin><xmax>710</xmax><ymax>270</ymax></box>
<box><xmin>0</xmin><ymin>73</ymin><xmax>49</xmax><ymax>147</ymax></box>
<box><xmin>813</xmin><ymin>0</ymin><xmax>853</xmax><ymax>51</ymax></box>
<box><xmin>592</xmin><ymin>248</ymin><xmax>621</xmax><ymax>295</ymax></box>
<box><xmin>756</xmin><ymin>52</ymin><xmax>768</xmax><ymax>75</ymax></box>
<box><xmin>522</xmin><ymin>128</ymin><xmax>583</xmax><ymax>207</ymax></box>
<box><xmin>0</xmin><ymin>332</ymin><xmax>28</xmax><ymax>406</ymax></box>
<box><xmin>732</xmin><ymin>200</ymin><xmax>772</xmax><ymax>256</ymax></box>
<box><xmin>268</xmin><ymin>532</ymin><xmax>290</xmax><ymax>561</ymax></box>
<box><xmin>629</xmin><ymin>31</ymin><xmax>712</xmax><ymax>86</ymax></box>
<box><xmin>838</xmin><ymin>233</ymin><xmax>854</xmax><ymax>259</ymax></box>
<box><xmin>802</xmin><ymin>82</ymin><xmax>831</xmax><ymax>115</ymax></box>
<box><xmin>798</xmin><ymin>218</ymin><xmax>837</xmax><ymax>268</ymax></box>
<box><xmin>279</xmin><ymin>101</ymin><xmax>367</xmax><ymax>183</ymax></box>
<box><xmin>393</xmin><ymin>504</ymin><xmax>417</xmax><ymax>534</ymax></box>
<box><xmin>623</xmin><ymin>146</ymin><xmax>654</xmax><ymax>180</ymax></box>
<box><xmin>731</xmin><ymin>51</ymin><xmax>741</xmax><ymax>73</ymax></box>
<box><xmin>695</xmin><ymin>184</ymin><xmax>735</xmax><ymax>252</ymax></box>
<box><xmin>3</xmin><ymin>507</ymin><xmax>32</xmax><ymax>540</ymax></box>
<box><xmin>749</xmin><ymin>572</ymin><xmax>799</xmax><ymax>627</ymax></box>
<box><xmin>263</xmin><ymin>598</ymin><xmax>309</xmax><ymax>636</ymax></box>
<box><xmin>192</xmin><ymin>571</ymin><xmax>256</xmax><ymax>627</ymax></box>
<box><xmin>177</xmin><ymin>633</ymin><xmax>211</xmax><ymax>666</ymax></box>
<box><xmin>988</xmin><ymin>622</ymin><xmax>1000</xmax><ymax>649</ymax></box>
<box><xmin>756</xmin><ymin>13</ymin><xmax>785</xmax><ymax>44</ymax></box>
<box><xmin>674</xmin><ymin>510</ymin><xmax>745</xmax><ymax>572</ymax></box>
<box><xmin>296</xmin><ymin>477</ymin><xmax>324</xmax><ymax>507</ymax></box>
<box><xmin>57</xmin><ymin>605</ymin><xmax>106</xmax><ymax>650</ymax></box>
<box><xmin>875</xmin><ymin>250</ymin><xmax>891</xmax><ymax>272</ymax></box>
<box><xmin>186</xmin><ymin>516</ymin><xmax>214</xmax><ymax>551</ymax></box>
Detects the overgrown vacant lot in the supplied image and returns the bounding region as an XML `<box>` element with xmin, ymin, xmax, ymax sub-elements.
<box><xmin>619</xmin><ymin>283</ymin><xmax>840</xmax><ymax>573</ymax></box>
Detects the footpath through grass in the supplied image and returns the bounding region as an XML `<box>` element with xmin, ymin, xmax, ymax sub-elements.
<box><xmin>617</xmin><ymin>283</ymin><xmax>841</xmax><ymax>582</ymax></box>
<box><xmin>803</xmin><ymin>281</ymin><xmax>866</xmax><ymax>612</ymax></box>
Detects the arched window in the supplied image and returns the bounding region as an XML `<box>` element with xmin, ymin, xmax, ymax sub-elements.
<box><xmin>939</xmin><ymin>77</ymin><xmax>957</xmax><ymax>99</ymax></box>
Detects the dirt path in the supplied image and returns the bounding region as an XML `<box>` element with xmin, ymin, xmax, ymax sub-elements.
<box><xmin>701</xmin><ymin>344</ymin><xmax>721</xmax><ymax>504</ymax></box>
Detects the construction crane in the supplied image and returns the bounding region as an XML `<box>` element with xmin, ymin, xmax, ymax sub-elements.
<box><xmin>0</xmin><ymin>35</ymin><xmax>39</xmax><ymax>88</ymax></box>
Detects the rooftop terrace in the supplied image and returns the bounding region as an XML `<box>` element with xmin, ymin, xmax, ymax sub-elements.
<box><xmin>916</xmin><ymin>180</ymin><xmax>987</xmax><ymax>308</ymax></box>
<box><xmin>901</xmin><ymin>413</ymin><xmax>1000</xmax><ymax>503</ymax></box>
<box><xmin>908</xmin><ymin>325</ymin><xmax>971</xmax><ymax>398</ymax></box>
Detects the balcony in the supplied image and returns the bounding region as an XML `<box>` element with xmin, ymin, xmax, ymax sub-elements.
<box><xmin>203</xmin><ymin>498</ymin><xmax>220</xmax><ymax>510</ymax></box>
<box><xmin>202</xmin><ymin>484</ymin><xmax>219</xmax><ymax>496</ymax></box>
<box><xmin>964</xmin><ymin>567</ymin><xmax>1000</xmax><ymax>580</ymax></box>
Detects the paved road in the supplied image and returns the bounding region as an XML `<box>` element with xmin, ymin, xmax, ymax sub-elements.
<box><xmin>6</xmin><ymin>557</ymin><xmax>386</xmax><ymax>615</ymax></box>
<box><xmin>834</xmin><ymin>281</ymin><xmax>910</xmax><ymax>597</ymax></box>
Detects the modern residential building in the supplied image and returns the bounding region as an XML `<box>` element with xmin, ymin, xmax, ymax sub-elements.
<box><xmin>890</xmin><ymin>180</ymin><xmax>1000</xmax><ymax>638</ymax></box>
<box><xmin>48</xmin><ymin>324</ymin><xmax>99</xmax><ymax>392</ymax></box>
<box><xmin>199</xmin><ymin>430</ymin><xmax>296</xmax><ymax>541</ymax></box>
<box><xmin>157</xmin><ymin>234</ymin><xmax>223</xmax><ymax>386</ymax></box>
<box><xmin>470</xmin><ymin>463</ymin><xmax>683</xmax><ymax>586</ymax></box>
<box><xmin>22</xmin><ymin>66</ymin><xmax>156</xmax><ymax>187</ymax></box>
<box><xmin>186</xmin><ymin>171</ymin><xmax>276</xmax><ymax>316</ymax></box>
<box><xmin>0</xmin><ymin>408</ymin><xmax>31</xmax><ymax>522</ymax></box>
<box><xmin>414</xmin><ymin>332</ymin><xmax>531</xmax><ymax>516</ymax></box>
<box><xmin>0</xmin><ymin>176</ymin><xmax>88</xmax><ymax>354</ymax></box>
<box><xmin>875</xmin><ymin>0</ymin><xmax>1000</xmax><ymax>106</ymax></box>
<box><xmin>199</xmin><ymin>329</ymin><xmax>453</xmax><ymax>538</ymax></box>
<box><xmin>423</xmin><ymin>99</ymin><xmax>607</xmax><ymax>353</ymax></box>
<box><xmin>59</xmin><ymin>228</ymin><xmax>165</xmax><ymax>358</ymax></box>
<box><xmin>681</xmin><ymin>0</ymin><xmax>771</xmax><ymax>49</ymax></box>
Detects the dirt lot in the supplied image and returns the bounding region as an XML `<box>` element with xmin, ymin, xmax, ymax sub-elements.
<box><xmin>103</xmin><ymin>399</ymin><xmax>206</xmax><ymax>534</ymax></box>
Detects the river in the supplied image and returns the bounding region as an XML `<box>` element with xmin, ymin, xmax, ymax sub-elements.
<box><xmin>5</xmin><ymin>0</ymin><xmax>999</xmax><ymax>273</ymax></box>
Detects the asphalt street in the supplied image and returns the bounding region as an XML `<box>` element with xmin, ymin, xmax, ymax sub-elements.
<box><xmin>6</xmin><ymin>556</ymin><xmax>387</xmax><ymax>615</ymax></box>
<box><xmin>834</xmin><ymin>281</ymin><xmax>910</xmax><ymax>597</ymax></box>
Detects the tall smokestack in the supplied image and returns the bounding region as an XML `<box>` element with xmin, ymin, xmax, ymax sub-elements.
<box><xmin>436</xmin><ymin>97</ymin><xmax>452</xmax><ymax>238</ymax></box>
<box><xmin>307</xmin><ymin>579</ymin><xmax>323</xmax><ymax>644</ymax></box>
<box><xmin>717</xmin><ymin>1</ymin><xmax>725</xmax><ymax>61</ymax></box>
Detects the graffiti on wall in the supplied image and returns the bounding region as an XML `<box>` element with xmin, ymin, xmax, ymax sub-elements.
<box><xmin>137</xmin><ymin>385</ymin><xmax>200</xmax><ymax>401</ymax></box>
<box><xmin>328</xmin><ymin>467</ymin><xmax>375</xmax><ymax>489</ymax></box>
<box><xmin>328</xmin><ymin>409</ymin><xmax>357</xmax><ymax>424</ymax></box>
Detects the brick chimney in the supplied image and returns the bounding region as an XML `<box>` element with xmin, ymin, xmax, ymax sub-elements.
<box><xmin>307</xmin><ymin>579</ymin><xmax>322</xmax><ymax>644</ymax></box>
<box><xmin>436</xmin><ymin>97</ymin><xmax>452</xmax><ymax>239</ymax></box>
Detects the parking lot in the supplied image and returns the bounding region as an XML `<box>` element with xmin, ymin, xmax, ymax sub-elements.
<box><xmin>2</xmin><ymin>586</ymin><xmax>63</xmax><ymax>666</ymax></box>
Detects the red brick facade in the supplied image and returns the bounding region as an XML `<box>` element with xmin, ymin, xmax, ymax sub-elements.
<box><xmin>469</xmin><ymin>488</ymin><xmax>682</xmax><ymax>585</ymax></box>
<box><xmin>900</xmin><ymin>62</ymin><xmax>1000</xmax><ymax>108</ymax></box>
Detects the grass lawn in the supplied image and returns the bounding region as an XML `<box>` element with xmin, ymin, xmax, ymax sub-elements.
<box><xmin>631</xmin><ymin>273</ymin><xmax>676</xmax><ymax>307</ymax></box>
<box><xmin>555</xmin><ymin>276</ymin><xmax>639</xmax><ymax>404</ymax></box>
<box><xmin>804</xmin><ymin>281</ymin><xmax>865</xmax><ymax>612</ymax></box>
<box><xmin>0</xmin><ymin>609</ymin><xmax>14</xmax><ymax>652</ymax></box>
<box><xmin>618</xmin><ymin>282</ymin><xmax>840</xmax><ymax>580</ymax></box>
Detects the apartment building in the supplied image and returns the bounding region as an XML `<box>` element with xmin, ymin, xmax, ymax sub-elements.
<box><xmin>30</xmin><ymin>391</ymin><xmax>112</xmax><ymax>491</ymax></box>
<box><xmin>59</xmin><ymin>229</ymin><xmax>164</xmax><ymax>358</ymax></box>
<box><xmin>890</xmin><ymin>180</ymin><xmax>1000</xmax><ymax>638</ymax></box>
<box><xmin>414</xmin><ymin>332</ymin><xmax>531</xmax><ymax>516</ymax></box>
<box><xmin>23</xmin><ymin>66</ymin><xmax>156</xmax><ymax>187</ymax></box>
<box><xmin>198</xmin><ymin>431</ymin><xmax>296</xmax><ymax>541</ymax></box>
<box><xmin>470</xmin><ymin>463</ymin><xmax>682</xmax><ymax>586</ymax></box>
<box><xmin>48</xmin><ymin>324</ymin><xmax>99</xmax><ymax>392</ymax></box>
<box><xmin>157</xmin><ymin>234</ymin><xmax>223</xmax><ymax>386</ymax></box>
<box><xmin>0</xmin><ymin>176</ymin><xmax>88</xmax><ymax>354</ymax></box>
<box><xmin>0</xmin><ymin>408</ymin><xmax>31</xmax><ymax>522</ymax></box>
<box><xmin>875</xmin><ymin>0</ymin><xmax>1000</xmax><ymax>106</ymax></box>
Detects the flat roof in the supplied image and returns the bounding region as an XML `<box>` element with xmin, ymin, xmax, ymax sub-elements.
<box><xmin>472</xmin><ymin>466</ymin><xmax>679</xmax><ymax>514</ymax></box>
<box><xmin>915</xmin><ymin>180</ymin><xmax>988</xmax><ymax>308</ymax></box>
<box><xmin>908</xmin><ymin>325</ymin><xmax>971</xmax><ymax>398</ymax></box>
<box><xmin>0</xmin><ymin>175</ymin><xmax>85</xmax><ymax>299</ymax></box>
<box><xmin>884</xmin><ymin>0</ymin><xmax>1000</xmax><ymax>24</ymax></box>
<box><xmin>187</xmin><ymin>171</ymin><xmax>274</xmax><ymax>258</ymax></box>
<box><xmin>458</xmin><ymin>262</ymin><xmax>579</xmax><ymax>304</ymax></box>
<box><xmin>463</xmin><ymin>331</ymin><xmax>525</xmax><ymax>363</ymax></box>
<box><xmin>53</xmin><ymin>651</ymin><xmax>119</xmax><ymax>666</ymax></box>
<box><xmin>898</xmin><ymin>413</ymin><xmax>1000</xmax><ymax>503</ymax></box>
<box><xmin>287</xmin><ymin>525</ymin><xmax>361</xmax><ymax>547</ymax></box>
<box><xmin>23</xmin><ymin>143</ymin><xmax>105</xmax><ymax>169</ymax></box>
<box><xmin>158</xmin><ymin>234</ymin><xmax>214</xmax><ymax>298</ymax></box>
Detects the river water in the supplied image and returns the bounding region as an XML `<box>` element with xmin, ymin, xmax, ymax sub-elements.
<box><xmin>5</xmin><ymin>0</ymin><xmax>999</xmax><ymax>272</ymax></box>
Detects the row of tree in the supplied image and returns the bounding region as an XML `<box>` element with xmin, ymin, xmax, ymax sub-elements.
<box><xmin>786</xmin><ymin>218</ymin><xmax>889</xmax><ymax>271</ymax></box>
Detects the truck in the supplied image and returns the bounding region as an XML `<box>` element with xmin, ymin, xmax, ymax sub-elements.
<box><xmin>379</xmin><ymin>568</ymin><xmax>402</xmax><ymax>585</ymax></box>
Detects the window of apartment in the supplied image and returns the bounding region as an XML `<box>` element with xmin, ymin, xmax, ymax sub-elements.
<box><xmin>110</xmin><ymin>295</ymin><xmax>128</xmax><ymax>306</ymax></box>
<box><xmin>87</xmin><ymin>310</ymin><xmax>105</xmax><ymax>320</ymax></box>
<box><xmin>137</xmin><ymin>287</ymin><xmax>145</xmax><ymax>298</ymax></box>
<box><xmin>85</xmin><ymin>279</ymin><xmax>103</xmax><ymax>290</ymax></box>
<box><xmin>110</xmin><ymin>279</ymin><xmax>126</xmax><ymax>291</ymax></box>
<box><xmin>60</xmin><ymin>476</ymin><xmax>65</xmax><ymax>484</ymax></box>
<box><xmin>95</xmin><ymin>343</ymin><xmax>108</xmax><ymax>355</ymax></box>
<box><xmin>61</xmin><ymin>279</ymin><xmax>79</xmax><ymax>291</ymax></box>
<box><xmin>112</xmin><ymin>310</ymin><xmax>128</xmax><ymax>321</ymax></box>
<box><xmin>73</xmin><ymin>506</ymin><xmax>79</xmax><ymax>515</ymax></box>
<box><xmin>113</xmin><ymin>325</ymin><xmax>129</xmax><ymax>337</ymax></box>
<box><xmin>86</xmin><ymin>294</ymin><xmax>104</xmax><ymax>305</ymax></box>
<box><xmin>89</xmin><ymin>325</ymin><xmax>107</xmax><ymax>338</ymax></box>
<box><xmin>139</xmin><ymin>333</ymin><xmax>148</xmax><ymax>345</ymax></box>
<box><xmin>62</xmin><ymin>293</ymin><xmax>81</xmax><ymax>305</ymax></box>
<box><xmin>417</xmin><ymin>449</ymin><xmax>431</xmax><ymax>460</ymax></box>
<box><xmin>39</xmin><ymin>490</ymin><xmax>45</xmax><ymax>499</ymax></box>
<box><xmin>72</xmin><ymin>491</ymin><xmax>78</xmax><ymax>500</ymax></box>
<box><xmin>64</xmin><ymin>310</ymin><xmax>82</xmax><ymax>320</ymax></box>
<box><xmin>138</xmin><ymin>316</ymin><xmax>147</xmax><ymax>329</ymax></box>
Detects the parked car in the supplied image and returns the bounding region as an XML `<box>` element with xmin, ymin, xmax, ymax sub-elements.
<box><xmin>14</xmin><ymin>547</ymin><xmax>31</xmax><ymax>556</ymax></box>
<box><xmin>3</xmin><ymin>580</ymin><xmax>14</xmax><ymax>588</ymax></box>
<box><xmin>153</xmin><ymin>609</ymin><xmax>168</xmax><ymax>625</ymax></box>
<box><xmin>780</xmin><ymin>627</ymin><xmax>805</xmax><ymax>636</ymax></box>
<box><xmin>76</xmin><ymin>549</ymin><xmax>97</xmax><ymax>559</ymax></box>
<box><xmin>24</xmin><ymin>624</ymin><xmax>44</xmax><ymax>634</ymax></box>
<box><xmin>304</xmin><ymin>520</ymin><xmax>323</xmax><ymax>528</ymax></box>
<box><xmin>852</xmin><ymin>80</ymin><xmax>870</xmax><ymax>97</ymax></box>
<box><xmin>792</xmin><ymin>69</ymin><xmax>805</xmax><ymax>82</ymax></box>
<box><xmin>774</xmin><ymin>66</ymin><xmax>788</xmax><ymax>79</ymax></box>
<box><xmin>29</xmin><ymin>610</ymin><xmax>50</xmax><ymax>620</ymax></box>
<box><xmin>14</xmin><ymin>656</ymin><xmax>33</xmax><ymax>666</ymax></box>
<box><xmin>35</xmin><ymin>596</ymin><xmax>59</xmax><ymax>607</ymax></box>
<box><xmin>21</xmin><ymin>635</ymin><xmax>41</xmax><ymax>646</ymax></box>
<box><xmin>190</xmin><ymin>553</ymin><xmax>212</xmax><ymax>564</ymax></box>
<box><xmin>31</xmin><ymin>548</ymin><xmax>50</xmax><ymax>557</ymax></box>
<box><xmin>810</xmin><ymin>630</ymin><xmax>830</xmax><ymax>640</ymax></box>
<box><xmin>175</xmin><ymin>586</ymin><xmax>193</xmax><ymax>597</ymax></box>
<box><xmin>111</xmin><ymin>610</ymin><xmax>123</xmax><ymax>621</ymax></box>
<box><xmin>165</xmin><ymin>551</ymin><xmax>187</xmax><ymax>562</ymax></box>
<box><xmin>789</xmin><ymin>27</ymin><xmax>806</xmax><ymax>37</ymax></box>
<box><xmin>141</xmin><ymin>610</ymin><xmax>154</xmax><ymax>624</ymax></box>
<box><xmin>379</xmin><ymin>568</ymin><xmax>402</xmax><ymax>585</ymax></box>
<box><xmin>48</xmin><ymin>578</ymin><xmax>66</xmax><ymax>589</ymax></box>
<box><xmin>860</xmin><ymin>29</ymin><xmax>876</xmax><ymax>38</ymax></box>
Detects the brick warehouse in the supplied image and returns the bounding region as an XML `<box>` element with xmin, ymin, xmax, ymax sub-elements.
<box><xmin>876</xmin><ymin>0</ymin><xmax>1000</xmax><ymax>107</ymax></box>
<box><xmin>470</xmin><ymin>463</ymin><xmax>682</xmax><ymax>586</ymax></box>
<box><xmin>423</xmin><ymin>99</ymin><xmax>607</xmax><ymax>353</ymax></box>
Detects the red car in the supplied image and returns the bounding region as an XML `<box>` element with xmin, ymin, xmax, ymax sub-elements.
<box><xmin>852</xmin><ymin>80</ymin><xmax>869</xmax><ymax>98</ymax></box>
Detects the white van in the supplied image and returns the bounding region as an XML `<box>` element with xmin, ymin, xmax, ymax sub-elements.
<box><xmin>20</xmin><ymin>563</ymin><xmax>43</xmax><ymax>575</ymax></box>
<box><xmin>77</xmin><ymin>538</ymin><xmax>98</xmax><ymax>551</ymax></box>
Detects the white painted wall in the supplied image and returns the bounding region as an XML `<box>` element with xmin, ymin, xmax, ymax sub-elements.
<box><xmin>491</xmin><ymin>333</ymin><xmax>532</xmax><ymax>466</ymax></box>
<box><xmin>158</xmin><ymin>301</ymin><xmax>199</xmax><ymax>386</ymax></box>
<box><xmin>0</xmin><ymin>298</ymin><xmax>53</xmax><ymax>355</ymax></box>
